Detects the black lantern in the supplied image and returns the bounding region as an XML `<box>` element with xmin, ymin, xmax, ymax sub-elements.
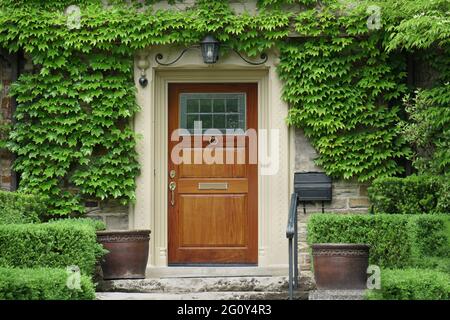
<box><xmin>155</xmin><ymin>35</ymin><xmax>268</xmax><ymax>66</ymax></box>
<box><xmin>200</xmin><ymin>35</ymin><xmax>220</xmax><ymax>64</ymax></box>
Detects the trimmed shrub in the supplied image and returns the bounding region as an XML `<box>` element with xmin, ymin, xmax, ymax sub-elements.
<box><xmin>0</xmin><ymin>267</ymin><xmax>95</xmax><ymax>300</ymax></box>
<box><xmin>368</xmin><ymin>175</ymin><xmax>449</xmax><ymax>214</ymax></box>
<box><xmin>308</xmin><ymin>214</ymin><xmax>411</xmax><ymax>268</ymax></box>
<box><xmin>436</xmin><ymin>181</ymin><xmax>450</xmax><ymax>213</ymax></box>
<box><xmin>411</xmin><ymin>215</ymin><xmax>449</xmax><ymax>258</ymax></box>
<box><xmin>307</xmin><ymin>214</ymin><xmax>449</xmax><ymax>268</ymax></box>
<box><xmin>0</xmin><ymin>219</ymin><xmax>106</xmax><ymax>275</ymax></box>
<box><xmin>0</xmin><ymin>190</ymin><xmax>46</xmax><ymax>224</ymax></box>
<box><xmin>366</xmin><ymin>269</ymin><xmax>450</xmax><ymax>300</ymax></box>
<box><xmin>411</xmin><ymin>256</ymin><xmax>450</xmax><ymax>274</ymax></box>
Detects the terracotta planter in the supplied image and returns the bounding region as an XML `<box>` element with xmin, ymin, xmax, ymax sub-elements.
<box><xmin>97</xmin><ymin>230</ymin><xmax>151</xmax><ymax>280</ymax></box>
<box><xmin>311</xmin><ymin>243</ymin><xmax>370</xmax><ymax>290</ymax></box>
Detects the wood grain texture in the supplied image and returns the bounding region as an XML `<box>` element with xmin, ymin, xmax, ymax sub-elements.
<box><xmin>168</xmin><ymin>83</ymin><xmax>258</xmax><ymax>265</ymax></box>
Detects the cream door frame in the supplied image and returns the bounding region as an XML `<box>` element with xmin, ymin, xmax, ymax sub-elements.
<box><xmin>132</xmin><ymin>46</ymin><xmax>292</xmax><ymax>276</ymax></box>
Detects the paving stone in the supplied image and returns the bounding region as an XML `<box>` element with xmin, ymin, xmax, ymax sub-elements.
<box><xmin>308</xmin><ymin>289</ymin><xmax>366</xmax><ymax>300</ymax></box>
<box><xmin>96</xmin><ymin>290</ymin><xmax>310</xmax><ymax>300</ymax></box>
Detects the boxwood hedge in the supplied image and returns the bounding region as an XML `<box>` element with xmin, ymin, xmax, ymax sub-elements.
<box><xmin>366</xmin><ymin>269</ymin><xmax>450</xmax><ymax>300</ymax></box>
<box><xmin>307</xmin><ymin>214</ymin><xmax>449</xmax><ymax>268</ymax></box>
<box><xmin>368</xmin><ymin>175</ymin><xmax>450</xmax><ymax>214</ymax></box>
<box><xmin>0</xmin><ymin>190</ymin><xmax>46</xmax><ymax>224</ymax></box>
<box><xmin>0</xmin><ymin>267</ymin><xmax>95</xmax><ymax>300</ymax></box>
<box><xmin>0</xmin><ymin>219</ymin><xmax>106</xmax><ymax>275</ymax></box>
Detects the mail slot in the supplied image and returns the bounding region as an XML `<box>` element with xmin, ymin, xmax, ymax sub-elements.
<box><xmin>198</xmin><ymin>182</ymin><xmax>229</xmax><ymax>190</ymax></box>
<box><xmin>294</xmin><ymin>172</ymin><xmax>332</xmax><ymax>202</ymax></box>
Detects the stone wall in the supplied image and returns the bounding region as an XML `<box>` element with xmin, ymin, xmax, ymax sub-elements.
<box><xmin>85</xmin><ymin>200</ymin><xmax>129</xmax><ymax>230</ymax></box>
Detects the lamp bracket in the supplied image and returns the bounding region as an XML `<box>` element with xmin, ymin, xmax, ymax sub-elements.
<box><xmin>229</xmin><ymin>49</ymin><xmax>268</xmax><ymax>66</ymax></box>
<box><xmin>154</xmin><ymin>46</ymin><xmax>268</xmax><ymax>66</ymax></box>
<box><xmin>155</xmin><ymin>46</ymin><xmax>200</xmax><ymax>66</ymax></box>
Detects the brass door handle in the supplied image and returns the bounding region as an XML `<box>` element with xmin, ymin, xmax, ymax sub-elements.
<box><xmin>169</xmin><ymin>181</ymin><xmax>176</xmax><ymax>206</ymax></box>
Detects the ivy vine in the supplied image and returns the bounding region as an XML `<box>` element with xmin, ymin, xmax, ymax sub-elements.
<box><xmin>0</xmin><ymin>0</ymin><xmax>447</xmax><ymax>215</ymax></box>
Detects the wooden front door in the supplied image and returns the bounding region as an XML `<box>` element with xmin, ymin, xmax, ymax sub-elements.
<box><xmin>168</xmin><ymin>83</ymin><xmax>258</xmax><ymax>265</ymax></box>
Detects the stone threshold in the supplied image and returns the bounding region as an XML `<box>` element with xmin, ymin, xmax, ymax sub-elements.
<box><xmin>144</xmin><ymin>266</ymin><xmax>289</xmax><ymax>278</ymax></box>
<box><xmin>96</xmin><ymin>272</ymin><xmax>315</xmax><ymax>296</ymax></box>
<box><xmin>96</xmin><ymin>290</ymin><xmax>309</xmax><ymax>300</ymax></box>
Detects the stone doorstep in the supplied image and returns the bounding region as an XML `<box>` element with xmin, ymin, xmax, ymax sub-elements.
<box><xmin>96</xmin><ymin>290</ymin><xmax>309</xmax><ymax>300</ymax></box>
<box><xmin>97</xmin><ymin>273</ymin><xmax>315</xmax><ymax>295</ymax></box>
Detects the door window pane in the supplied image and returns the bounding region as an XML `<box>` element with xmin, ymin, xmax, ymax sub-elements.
<box><xmin>199</xmin><ymin>99</ymin><xmax>212</xmax><ymax>113</ymax></box>
<box><xmin>199</xmin><ymin>114</ymin><xmax>213</xmax><ymax>128</ymax></box>
<box><xmin>186</xmin><ymin>99</ymin><xmax>199</xmax><ymax>113</ymax></box>
<box><xmin>186</xmin><ymin>114</ymin><xmax>198</xmax><ymax>130</ymax></box>
<box><xmin>226</xmin><ymin>99</ymin><xmax>238</xmax><ymax>113</ymax></box>
<box><xmin>213</xmin><ymin>99</ymin><xmax>225</xmax><ymax>112</ymax></box>
<box><xmin>180</xmin><ymin>93</ymin><xmax>246</xmax><ymax>134</ymax></box>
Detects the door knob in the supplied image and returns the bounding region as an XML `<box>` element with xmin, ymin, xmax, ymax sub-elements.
<box><xmin>169</xmin><ymin>181</ymin><xmax>176</xmax><ymax>206</ymax></box>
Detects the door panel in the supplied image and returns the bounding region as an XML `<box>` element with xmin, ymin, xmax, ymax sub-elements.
<box><xmin>179</xmin><ymin>195</ymin><xmax>247</xmax><ymax>247</ymax></box>
<box><xmin>168</xmin><ymin>83</ymin><xmax>258</xmax><ymax>265</ymax></box>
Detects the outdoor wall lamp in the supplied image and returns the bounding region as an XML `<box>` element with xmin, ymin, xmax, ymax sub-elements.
<box><xmin>137</xmin><ymin>52</ymin><xmax>150</xmax><ymax>88</ymax></box>
<box><xmin>155</xmin><ymin>35</ymin><xmax>268</xmax><ymax>66</ymax></box>
<box><xmin>200</xmin><ymin>35</ymin><xmax>220</xmax><ymax>64</ymax></box>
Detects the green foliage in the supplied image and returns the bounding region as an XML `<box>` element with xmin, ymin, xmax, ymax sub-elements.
<box><xmin>0</xmin><ymin>190</ymin><xmax>46</xmax><ymax>224</ymax></box>
<box><xmin>0</xmin><ymin>267</ymin><xmax>95</xmax><ymax>300</ymax></box>
<box><xmin>368</xmin><ymin>175</ymin><xmax>449</xmax><ymax>214</ymax></box>
<box><xmin>411</xmin><ymin>256</ymin><xmax>450</xmax><ymax>274</ymax></box>
<box><xmin>0</xmin><ymin>0</ymin><xmax>447</xmax><ymax>214</ymax></box>
<box><xmin>308</xmin><ymin>214</ymin><xmax>411</xmax><ymax>268</ymax></box>
<box><xmin>379</xmin><ymin>0</ymin><xmax>450</xmax><ymax>176</ymax></box>
<box><xmin>0</xmin><ymin>120</ymin><xmax>10</xmax><ymax>150</ymax></box>
<box><xmin>307</xmin><ymin>214</ymin><xmax>449</xmax><ymax>268</ymax></box>
<box><xmin>380</xmin><ymin>0</ymin><xmax>450</xmax><ymax>52</ymax></box>
<box><xmin>0</xmin><ymin>0</ymin><xmax>292</xmax><ymax>215</ymax></box>
<box><xmin>410</xmin><ymin>215</ymin><xmax>449</xmax><ymax>258</ymax></box>
<box><xmin>400</xmin><ymin>62</ymin><xmax>450</xmax><ymax>176</ymax></box>
<box><xmin>0</xmin><ymin>219</ymin><xmax>106</xmax><ymax>275</ymax></box>
<box><xmin>8</xmin><ymin>53</ymin><xmax>140</xmax><ymax>216</ymax></box>
<box><xmin>278</xmin><ymin>4</ymin><xmax>410</xmax><ymax>182</ymax></box>
<box><xmin>366</xmin><ymin>268</ymin><xmax>450</xmax><ymax>300</ymax></box>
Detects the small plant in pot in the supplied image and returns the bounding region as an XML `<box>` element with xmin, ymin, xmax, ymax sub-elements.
<box><xmin>311</xmin><ymin>243</ymin><xmax>370</xmax><ymax>290</ymax></box>
<box><xmin>97</xmin><ymin>229</ymin><xmax>151</xmax><ymax>280</ymax></box>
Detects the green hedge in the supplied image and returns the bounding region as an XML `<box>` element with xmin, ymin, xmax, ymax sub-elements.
<box><xmin>0</xmin><ymin>219</ymin><xmax>106</xmax><ymax>275</ymax></box>
<box><xmin>307</xmin><ymin>214</ymin><xmax>449</xmax><ymax>268</ymax></box>
<box><xmin>411</xmin><ymin>215</ymin><xmax>449</xmax><ymax>258</ymax></box>
<box><xmin>368</xmin><ymin>175</ymin><xmax>450</xmax><ymax>214</ymax></box>
<box><xmin>0</xmin><ymin>267</ymin><xmax>95</xmax><ymax>300</ymax></box>
<box><xmin>366</xmin><ymin>269</ymin><xmax>450</xmax><ymax>300</ymax></box>
<box><xmin>411</xmin><ymin>256</ymin><xmax>450</xmax><ymax>274</ymax></box>
<box><xmin>0</xmin><ymin>190</ymin><xmax>46</xmax><ymax>224</ymax></box>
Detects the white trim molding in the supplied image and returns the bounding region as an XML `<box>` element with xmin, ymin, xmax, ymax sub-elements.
<box><xmin>133</xmin><ymin>46</ymin><xmax>292</xmax><ymax>277</ymax></box>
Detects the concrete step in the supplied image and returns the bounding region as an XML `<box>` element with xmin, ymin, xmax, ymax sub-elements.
<box><xmin>96</xmin><ymin>290</ymin><xmax>309</xmax><ymax>300</ymax></box>
<box><xmin>97</xmin><ymin>272</ymin><xmax>315</xmax><ymax>294</ymax></box>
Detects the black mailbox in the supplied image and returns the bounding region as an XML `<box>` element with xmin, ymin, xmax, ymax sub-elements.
<box><xmin>294</xmin><ymin>172</ymin><xmax>332</xmax><ymax>213</ymax></box>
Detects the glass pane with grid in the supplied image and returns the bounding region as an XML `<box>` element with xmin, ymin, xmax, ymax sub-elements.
<box><xmin>180</xmin><ymin>93</ymin><xmax>246</xmax><ymax>134</ymax></box>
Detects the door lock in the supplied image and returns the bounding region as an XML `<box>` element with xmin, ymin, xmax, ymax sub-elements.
<box><xmin>169</xmin><ymin>181</ymin><xmax>176</xmax><ymax>206</ymax></box>
<box><xmin>169</xmin><ymin>169</ymin><xmax>176</xmax><ymax>179</ymax></box>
